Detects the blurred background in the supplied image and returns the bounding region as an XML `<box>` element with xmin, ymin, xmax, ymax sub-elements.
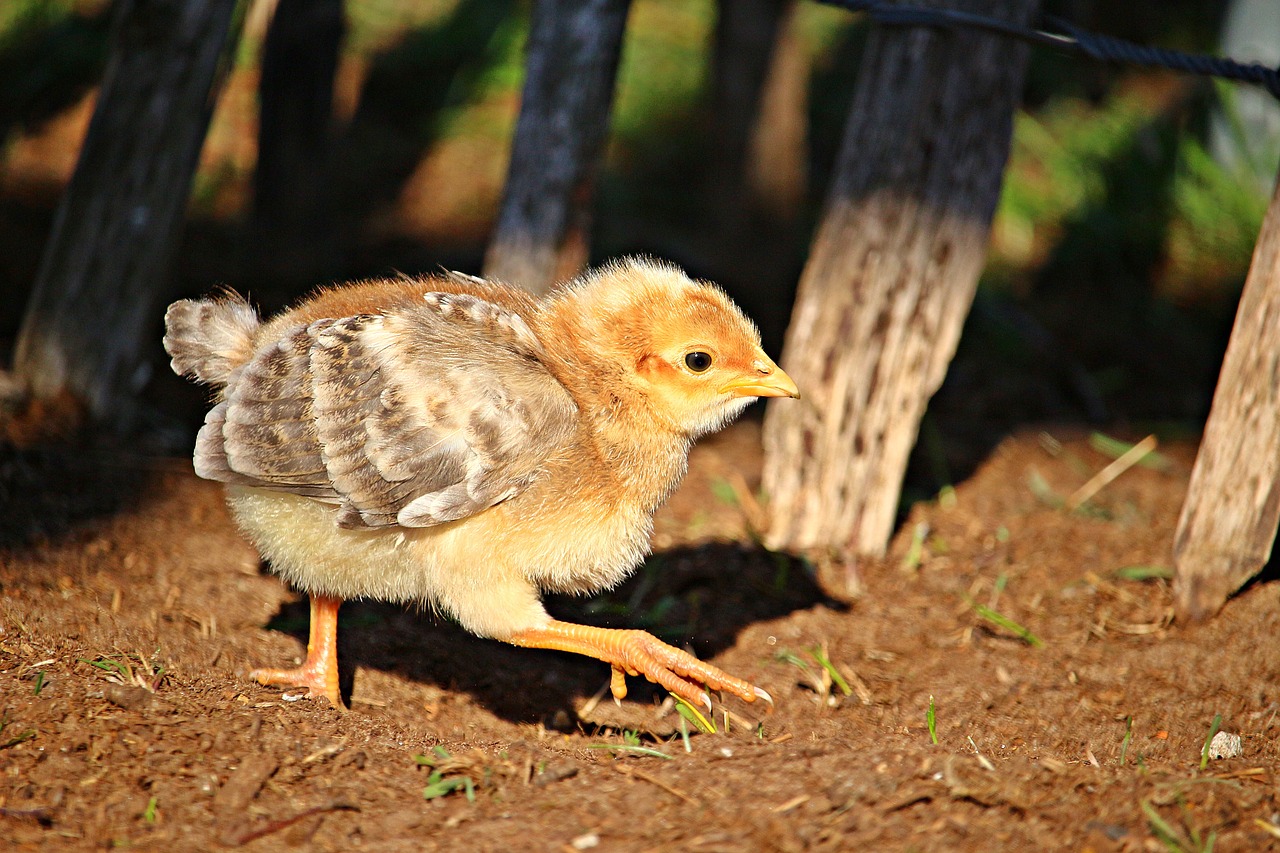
<box><xmin>0</xmin><ymin>0</ymin><xmax>1276</xmax><ymax>499</ymax></box>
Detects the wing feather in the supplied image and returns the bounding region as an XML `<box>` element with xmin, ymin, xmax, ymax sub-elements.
<box><xmin>193</xmin><ymin>290</ymin><xmax>577</xmax><ymax>530</ymax></box>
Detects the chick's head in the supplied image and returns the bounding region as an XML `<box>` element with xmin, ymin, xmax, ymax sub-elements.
<box><xmin>564</xmin><ymin>258</ymin><xmax>799</xmax><ymax>438</ymax></box>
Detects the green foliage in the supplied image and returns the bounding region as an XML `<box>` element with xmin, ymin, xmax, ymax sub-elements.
<box><xmin>413</xmin><ymin>747</ymin><xmax>478</xmax><ymax>802</ymax></box>
<box><xmin>611</xmin><ymin>0</ymin><xmax>714</xmax><ymax>146</ymax></box>
<box><xmin>0</xmin><ymin>0</ymin><xmax>109</xmax><ymax>136</ymax></box>
<box><xmin>993</xmin><ymin>82</ymin><xmax>1268</xmax><ymax>308</ymax></box>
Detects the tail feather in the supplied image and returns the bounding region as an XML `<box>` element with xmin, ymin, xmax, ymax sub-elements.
<box><xmin>163</xmin><ymin>295</ymin><xmax>259</xmax><ymax>387</ymax></box>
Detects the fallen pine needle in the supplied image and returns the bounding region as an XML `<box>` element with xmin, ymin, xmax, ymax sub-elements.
<box><xmin>0</xmin><ymin>807</ymin><xmax>53</xmax><ymax>826</ymax></box>
<box><xmin>1066</xmin><ymin>434</ymin><xmax>1157</xmax><ymax>511</ymax></box>
<box><xmin>1216</xmin><ymin>767</ymin><xmax>1267</xmax><ymax>781</ymax></box>
<box><xmin>772</xmin><ymin>794</ymin><xmax>810</xmax><ymax>814</ymax></box>
<box><xmin>585</xmin><ymin>743</ymin><xmax>672</xmax><ymax>760</ymax></box>
<box><xmin>968</xmin><ymin>736</ymin><xmax>995</xmax><ymax>772</ymax></box>
<box><xmin>576</xmin><ymin>679</ymin><xmax>612</xmax><ymax>718</ymax></box>
<box><xmin>615</xmin><ymin>764</ymin><xmax>699</xmax><ymax>804</ymax></box>
<box><xmin>1254</xmin><ymin>818</ymin><xmax>1280</xmax><ymax>840</ymax></box>
<box><xmin>233</xmin><ymin>802</ymin><xmax>358</xmax><ymax>846</ymax></box>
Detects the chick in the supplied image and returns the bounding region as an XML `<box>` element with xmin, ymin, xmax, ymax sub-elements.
<box><xmin>163</xmin><ymin>257</ymin><xmax>798</xmax><ymax>711</ymax></box>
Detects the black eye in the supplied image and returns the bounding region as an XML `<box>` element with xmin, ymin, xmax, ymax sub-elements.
<box><xmin>684</xmin><ymin>351</ymin><xmax>713</xmax><ymax>373</ymax></box>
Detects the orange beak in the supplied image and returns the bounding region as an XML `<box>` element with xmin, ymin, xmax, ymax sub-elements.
<box><xmin>719</xmin><ymin>357</ymin><xmax>800</xmax><ymax>399</ymax></box>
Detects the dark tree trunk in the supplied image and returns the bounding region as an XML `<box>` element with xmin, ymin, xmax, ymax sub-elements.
<box><xmin>708</xmin><ymin>0</ymin><xmax>791</xmax><ymax>235</ymax></box>
<box><xmin>1173</xmin><ymin>167</ymin><xmax>1280</xmax><ymax>621</ymax></box>
<box><xmin>12</xmin><ymin>0</ymin><xmax>240</xmax><ymax>425</ymax></box>
<box><xmin>483</xmin><ymin>0</ymin><xmax>630</xmax><ymax>295</ymax></box>
<box><xmin>249</xmin><ymin>0</ymin><xmax>345</xmax><ymax>282</ymax></box>
<box><xmin>761</xmin><ymin>0</ymin><xmax>1039</xmax><ymax>597</ymax></box>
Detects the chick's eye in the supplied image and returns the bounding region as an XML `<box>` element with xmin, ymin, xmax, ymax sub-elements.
<box><xmin>684</xmin><ymin>351</ymin><xmax>713</xmax><ymax>373</ymax></box>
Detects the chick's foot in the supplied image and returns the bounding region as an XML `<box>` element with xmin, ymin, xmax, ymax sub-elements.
<box><xmin>250</xmin><ymin>594</ymin><xmax>344</xmax><ymax>709</ymax></box>
<box><xmin>509</xmin><ymin>620</ymin><xmax>770</xmax><ymax>712</ymax></box>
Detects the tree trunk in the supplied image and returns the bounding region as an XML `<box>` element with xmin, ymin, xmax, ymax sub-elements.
<box><xmin>708</xmin><ymin>0</ymin><xmax>791</xmax><ymax>235</ymax></box>
<box><xmin>761</xmin><ymin>0</ymin><xmax>1039</xmax><ymax>596</ymax></box>
<box><xmin>12</xmin><ymin>0</ymin><xmax>240</xmax><ymax>425</ymax></box>
<box><xmin>1173</xmin><ymin>168</ymin><xmax>1280</xmax><ymax>622</ymax></box>
<box><xmin>482</xmin><ymin>0</ymin><xmax>630</xmax><ymax>295</ymax></box>
<box><xmin>249</xmin><ymin>0</ymin><xmax>344</xmax><ymax>282</ymax></box>
<box><xmin>744</xmin><ymin>0</ymin><xmax>807</xmax><ymax>223</ymax></box>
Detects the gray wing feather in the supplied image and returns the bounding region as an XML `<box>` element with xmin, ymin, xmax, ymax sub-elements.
<box><xmin>193</xmin><ymin>293</ymin><xmax>577</xmax><ymax>530</ymax></box>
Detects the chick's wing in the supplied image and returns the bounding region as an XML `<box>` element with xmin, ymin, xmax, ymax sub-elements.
<box><xmin>195</xmin><ymin>292</ymin><xmax>578</xmax><ymax>529</ymax></box>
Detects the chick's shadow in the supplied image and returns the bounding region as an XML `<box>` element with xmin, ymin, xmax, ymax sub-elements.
<box><xmin>263</xmin><ymin>543</ymin><xmax>836</xmax><ymax>726</ymax></box>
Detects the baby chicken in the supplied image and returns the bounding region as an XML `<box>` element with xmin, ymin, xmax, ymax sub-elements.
<box><xmin>164</xmin><ymin>257</ymin><xmax>798</xmax><ymax>711</ymax></box>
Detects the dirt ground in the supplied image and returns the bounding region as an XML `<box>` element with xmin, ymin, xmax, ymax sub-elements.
<box><xmin>2</xmin><ymin>421</ymin><xmax>1278</xmax><ymax>852</ymax></box>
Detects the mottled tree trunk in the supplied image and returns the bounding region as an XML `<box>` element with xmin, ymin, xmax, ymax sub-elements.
<box><xmin>249</xmin><ymin>0</ymin><xmax>344</xmax><ymax>282</ymax></box>
<box><xmin>483</xmin><ymin>0</ymin><xmax>630</xmax><ymax>295</ymax></box>
<box><xmin>12</xmin><ymin>0</ymin><xmax>240</xmax><ymax>424</ymax></box>
<box><xmin>1173</xmin><ymin>168</ymin><xmax>1280</xmax><ymax>621</ymax></box>
<box><xmin>761</xmin><ymin>0</ymin><xmax>1039</xmax><ymax>596</ymax></box>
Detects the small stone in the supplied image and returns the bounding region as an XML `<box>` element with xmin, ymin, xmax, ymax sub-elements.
<box><xmin>570</xmin><ymin>833</ymin><xmax>600</xmax><ymax>850</ymax></box>
<box><xmin>1208</xmin><ymin>731</ymin><xmax>1242</xmax><ymax>760</ymax></box>
<box><xmin>532</xmin><ymin>762</ymin><xmax>578</xmax><ymax>787</ymax></box>
<box><xmin>104</xmin><ymin>684</ymin><xmax>156</xmax><ymax>712</ymax></box>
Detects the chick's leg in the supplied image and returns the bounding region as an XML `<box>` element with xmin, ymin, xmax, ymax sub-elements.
<box><xmin>250</xmin><ymin>595</ymin><xmax>344</xmax><ymax>709</ymax></box>
<box><xmin>509</xmin><ymin>620</ymin><xmax>770</xmax><ymax>712</ymax></box>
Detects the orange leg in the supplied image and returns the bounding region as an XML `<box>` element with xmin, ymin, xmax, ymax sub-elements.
<box><xmin>250</xmin><ymin>595</ymin><xmax>344</xmax><ymax>709</ymax></box>
<box><xmin>509</xmin><ymin>620</ymin><xmax>771</xmax><ymax>712</ymax></box>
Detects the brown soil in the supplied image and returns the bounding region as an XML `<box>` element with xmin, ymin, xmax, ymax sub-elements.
<box><xmin>2</xmin><ymin>422</ymin><xmax>1277</xmax><ymax>852</ymax></box>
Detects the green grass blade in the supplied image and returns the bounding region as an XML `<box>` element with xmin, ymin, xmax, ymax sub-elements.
<box><xmin>1115</xmin><ymin>565</ymin><xmax>1174</xmax><ymax>581</ymax></box>
<box><xmin>1200</xmin><ymin>713</ymin><xmax>1223</xmax><ymax>771</ymax></box>
<box><xmin>1141</xmin><ymin>799</ymin><xmax>1187</xmax><ymax>852</ymax></box>
<box><xmin>809</xmin><ymin>645</ymin><xmax>852</xmax><ymax>697</ymax></box>
<box><xmin>970</xmin><ymin>601</ymin><xmax>1044</xmax><ymax>648</ymax></box>
<box><xmin>674</xmin><ymin>696</ymin><xmax>716</xmax><ymax>734</ymax></box>
<box><xmin>585</xmin><ymin>744</ymin><xmax>673</xmax><ymax>760</ymax></box>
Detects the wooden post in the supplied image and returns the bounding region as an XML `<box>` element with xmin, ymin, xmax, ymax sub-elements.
<box><xmin>1173</xmin><ymin>170</ymin><xmax>1280</xmax><ymax>621</ymax></box>
<box><xmin>483</xmin><ymin>0</ymin><xmax>630</xmax><ymax>295</ymax></box>
<box><xmin>760</xmin><ymin>0</ymin><xmax>1039</xmax><ymax>597</ymax></box>
<box><xmin>11</xmin><ymin>0</ymin><xmax>240</xmax><ymax>425</ymax></box>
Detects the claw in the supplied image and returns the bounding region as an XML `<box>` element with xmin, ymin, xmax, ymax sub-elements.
<box><xmin>510</xmin><ymin>621</ymin><xmax>769</xmax><ymax>714</ymax></box>
<box><xmin>610</xmin><ymin>666</ymin><xmax>629</xmax><ymax>703</ymax></box>
<box><xmin>250</xmin><ymin>595</ymin><xmax>344</xmax><ymax>709</ymax></box>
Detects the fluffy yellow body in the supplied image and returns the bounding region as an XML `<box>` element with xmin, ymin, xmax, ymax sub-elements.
<box><xmin>165</xmin><ymin>258</ymin><xmax>797</xmax><ymax>710</ymax></box>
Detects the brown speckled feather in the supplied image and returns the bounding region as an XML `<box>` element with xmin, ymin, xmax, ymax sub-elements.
<box><xmin>193</xmin><ymin>292</ymin><xmax>578</xmax><ymax>529</ymax></box>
